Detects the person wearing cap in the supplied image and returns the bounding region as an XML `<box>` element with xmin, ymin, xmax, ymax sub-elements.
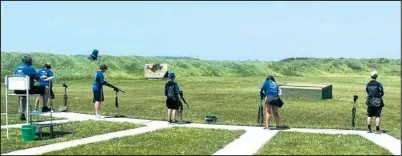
<box><xmin>260</xmin><ymin>75</ymin><xmax>283</xmax><ymax>130</ymax></box>
<box><xmin>33</xmin><ymin>63</ymin><xmax>54</xmax><ymax>113</ymax></box>
<box><xmin>365</xmin><ymin>71</ymin><xmax>385</xmax><ymax>134</ymax></box>
<box><xmin>164</xmin><ymin>72</ymin><xmax>181</xmax><ymax>124</ymax></box>
<box><xmin>13</xmin><ymin>54</ymin><xmax>45</xmax><ymax>120</ymax></box>
<box><xmin>92</xmin><ymin>64</ymin><xmax>116</xmax><ymax>119</ymax></box>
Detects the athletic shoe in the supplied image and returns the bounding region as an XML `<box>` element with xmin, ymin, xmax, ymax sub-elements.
<box><xmin>42</xmin><ymin>107</ymin><xmax>51</xmax><ymax>112</ymax></box>
<box><xmin>375</xmin><ymin>130</ymin><xmax>382</xmax><ymax>134</ymax></box>
<box><xmin>31</xmin><ymin>109</ymin><xmax>40</xmax><ymax>115</ymax></box>
<box><xmin>95</xmin><ymin>114</ymin><xmax>105</xmax><ymax>119</ymax></box>
<box><xmin>276</xmin><ymin>125</ymin><xmax>290</xmax><ymax>130</ymax></box>
<box><xmin>20</xmin><ymin>114</ymin><xmax>26</xmax><ymax>121</ymax></box>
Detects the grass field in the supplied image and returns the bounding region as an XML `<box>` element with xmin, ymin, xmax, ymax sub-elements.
<box><xmin>0</xmin><ymin>52</ymin><xmax>400</xmax><ymax>154</ymax></box>
<box><xmin>255</xmin><ymin>131</ymin><xmax>392</xmax><ymax>155</ymax></box>
<box><xmin>2</xmin><ymin>76</ymin><xmax>399</xmax><ymax>139</ymax></box>
<box><xmin>44</xmin><ymin>127</ymin><xmax>245</xmax><ymax>155</ymax></box>
<box><xmin>1</xmin><ymin>120</ymin><xmax>143</xmax><ymax>154</ymax></box>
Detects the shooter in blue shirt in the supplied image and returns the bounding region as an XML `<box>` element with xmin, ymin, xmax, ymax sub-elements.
<box><xmin>13</xmin><ymin>54</ymin><xmax>45</xmax><ymax>120</ymax></box>
<box><xmin>33</xmin><ymin>63</ymin><xmax>54</xmax><ymax>113</ymax></box>
<box><xmin>92</xmin><ymin>64</ymin><xmax>118</xmax><ymax>119</ymax></box>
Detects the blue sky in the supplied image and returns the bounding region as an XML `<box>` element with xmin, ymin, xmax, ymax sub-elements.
<box><xmin>1</xmin><ymin>1</ymin><xmax>400</xmax><ymax>61</ymax></box>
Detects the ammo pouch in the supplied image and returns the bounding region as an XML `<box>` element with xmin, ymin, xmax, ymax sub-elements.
<box><xmin>367</xmin><ymin>97</ymin><xmax>382</xmax><ymax>107</ymax></box>
<box><xmin>167</xmin><ymin>95</ymin><xmax>179</xmax><ymax>102</ymax></box>
<box><xmin>167</xmin><ymin>96</ymin><xmax>176</xmax><ymax>101</ymax></box>
<box><xmin>278</xmin><ymin>97</ymin><xmax>284</xmax><ymax>108</ymax></box>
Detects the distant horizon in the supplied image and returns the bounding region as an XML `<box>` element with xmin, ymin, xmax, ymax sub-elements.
<box><xmin>1</xmin><ymin>1</ymin><xmax>400</xmax><ymax>61</ymax></box>
<box><xmin>1</xmin><ymin>51</ymin><xmax>399</xmax><ymax>62</ymax></box>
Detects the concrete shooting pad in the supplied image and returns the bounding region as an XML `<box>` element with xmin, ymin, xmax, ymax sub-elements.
<box><xmin>280</xmin><ymin>83</ymin><xmax>333</xmax><ymax>99</ymax></box>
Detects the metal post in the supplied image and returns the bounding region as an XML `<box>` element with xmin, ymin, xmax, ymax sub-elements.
<box><xmin>50</xmin><ymin>80</ymin><xmax>52</xmax><ymax>125</ymax></box>
<box><xmin>26</xmin><ymin>76</ymin><xmax>30</xmax><ymax>125</ymax></box>
<box><xmin>5</xmin><ymin>76</ymin><xmax>9</xmax><ymax>138</ymax></box>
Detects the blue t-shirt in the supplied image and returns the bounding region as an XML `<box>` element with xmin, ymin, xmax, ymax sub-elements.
<box><xmin>92</xmin><ymin>70</ymin><xmax>105</xmax><ymax>92</ymax></box>
<box><xmin>260</xmin><ymin>80</ymin><xmax>279</xmax><ymax>97</ymax></box>
<box><xmin>13</xmin><ymin>63</ymin><xmax>38</xmax><ymax>89</ymax></box>
<box><xmin>36</xmin><ymin>68</ymin><xmax>54</xmax><ymax>87</ymax></box>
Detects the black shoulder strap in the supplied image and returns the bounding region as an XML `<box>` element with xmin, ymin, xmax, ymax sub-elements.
<box><xmin>172</xmin><ymin>82</ymin><xmax>177</xmax><ymax>94</ymax></box>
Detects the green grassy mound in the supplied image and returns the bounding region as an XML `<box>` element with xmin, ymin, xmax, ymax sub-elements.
<box><xmin>1</xmin><ymin>52</ymin><xmax>399</xmax><ymax>80</ymax></box>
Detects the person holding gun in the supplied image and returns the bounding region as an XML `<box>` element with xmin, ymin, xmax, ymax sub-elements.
<box><xmin>164</xmin><ymin>72</ymin><xmax>181</xmax><ymax>124</ymax></box>
<box><xmin>92</xmin><ymin>64</ymin><xmax>118</xmax><ymax>119</ymax></box>
<box><xmin>260</xmin><ymin>75</ymin><xmax>283</xmax><ymax>130</ymax></box>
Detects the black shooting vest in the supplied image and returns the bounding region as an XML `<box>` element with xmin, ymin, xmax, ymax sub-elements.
<box><xmin>366</xmin><ymin>80</ymin><xmax>384</xmax><ymax>107</ymax></box>
<box><xmin>166</xmin><ymin>81</ymin><xmax>178</xmax><ymax>100</ymax></box>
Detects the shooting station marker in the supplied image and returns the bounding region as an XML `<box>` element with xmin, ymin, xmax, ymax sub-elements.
<box><xmin>280</xmin><ymin>83</ymin><xmax>333</xmax><ymax>99</ymax></box>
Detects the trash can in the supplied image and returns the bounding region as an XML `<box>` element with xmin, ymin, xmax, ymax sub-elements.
<box><xmin>21</xmin><ymin>125</ymin><xmax>37</xmax><ymax>142</ymax></box>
